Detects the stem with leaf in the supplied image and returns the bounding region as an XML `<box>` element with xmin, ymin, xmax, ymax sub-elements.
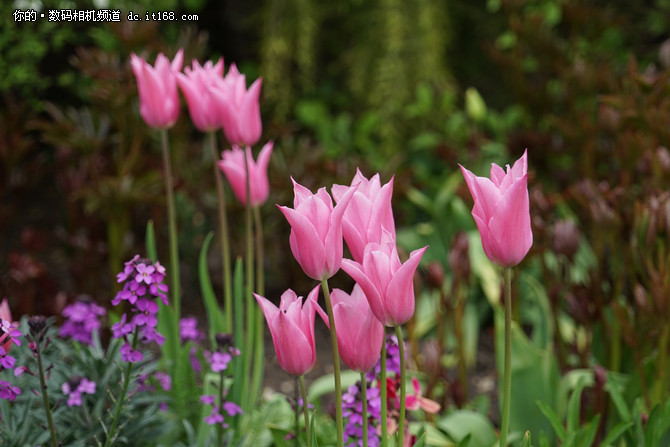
<box><xmin>104</xmin><ymin>329</ymin><xmax>140</xmax><ymax>447</ymax></box>
<box><xmin>34</xmin><ymin>333</ymin><xmax>57</xmax><ymax>447</ymax></box>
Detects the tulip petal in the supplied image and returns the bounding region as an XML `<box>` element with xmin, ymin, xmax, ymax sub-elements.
<box><xmin>278</xmin><ymin>205</ymin><xmax>326</xmax><ymax>280</ymax></box>
<box><xmin>341</xmin><ymin>259</ymin><xmax>387</xmax><ymax>325</ymax></box>
<box><xmin>385</xmin><ymin>245</ymin><xmax>427</xmax><ymax>325</ymax></box>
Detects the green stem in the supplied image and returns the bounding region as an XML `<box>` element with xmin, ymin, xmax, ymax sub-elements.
<box><xmin>35</xmin><ymin>338</ymin><xmax>58</xmax><ymax>447</ymax></box>
<box><xmin>160</xmin><ymin>129</ymin><xmax>180</xmax><ymax>322</ymax></box>
<box><xmin>208</xmin><ymin>131</ymin><xmax>233</xmax><ymax>333</ymax></box>
<box><xmin>500</xmin><ymin>267</ymin><xmax>513</xmax><ymax>447</ymax></box>
<box><xmin>395</xmin><ymin>326</ymin><xmax>407</xmax><ymax>446</ymax></box>
<box><xmin>250</xmin><ymin>205</ymin><xmax>265</xmax><ymax>407</ymax></box>
<box><xmin>242</xmin><ymin>149</ymin><xmax>255</xmax><ymax>411</ymax></box>
<box><xmin>320</xmin><ymin>278</ymin><xmax>344</xmax><ymax>447</ymax></box>
<box><xmin>104</xmin><ymin>330</ymin><xmax>139</xmax><ymax>447</ymax></box>
<box><xmin>361</xmin><ymin>372</ymin><xmax>369</xmax><ymax>447</ymax></box>
<box><xmin>299</xmin><ymin>375</ymin><xmax>311</xmax><ymax>447</ymax></box>
<box><xmin>380</xmin><ymin>337</ymin><xmax>388</xmax><ymax>447</ymax></box>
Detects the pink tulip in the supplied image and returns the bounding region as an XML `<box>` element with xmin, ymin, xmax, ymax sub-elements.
<box><xmin>130</xmin><ymin>49</ymin><xmax>183</xmax><ymax>129</ymax></box>
<box><xmin>341</xmin><ymin>231</ymin><xmax>428</xmax><ymax>327</ymax></box>
<box><xmin>211</xmin><ymin>64</ymin><xmax>262</xmax><ymax>147</ymax></box>
<box><xmin>332</xmin><ymin>169</ymin><xmax>396</xmax><ymax>263</ymax></box>
<box><xmin>218</xmin><ymin>141</ymin><xmax>273</xmax><ymax>206</ymax></box>
<box><xmin>278</xmin><ymin>179</ymin><xmax>358</xmax><ymax>280</ymax></box>
<box><xmin>315</xmin><ymin>284</ymin><xmax>384</xmax><ymax>372</ymax></box>
<box><xmin>254</xmin><ymin>286</ymin><xmax>319</xmax><ymax>376</ymax></box>
<box><xmin>177</xmin><ymin>58</ymin><xmax>224</xmax><ymax>132</ymax></box>
<box><xmin>459</xmin><ymin>150</ymin><xmax>532</xmax><ymax>267</ymax></box>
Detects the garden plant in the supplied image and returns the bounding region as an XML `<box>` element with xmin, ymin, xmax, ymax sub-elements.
<box><xmin>2</xmin><ymin>1</ymin><xmax>670</xmax><ymax>446</ymax></box>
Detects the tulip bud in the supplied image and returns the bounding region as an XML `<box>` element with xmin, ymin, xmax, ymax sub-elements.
<box><xmin>459</xmin><ymin>150</ymin><xmax>533</xmax><ymax>267</ymax></box>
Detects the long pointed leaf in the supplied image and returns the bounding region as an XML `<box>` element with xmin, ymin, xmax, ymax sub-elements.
<box><xmin>600</xmin><ymin>421</ymin><xmax>633</xmax><ymax>446</ymax></box>
<box><xmin>567</xmin><ymin>377</ymin><xmax>587</xmax><ymax>434</ymax></box>
<box><xmin>536</xmin><ymin>400</ymin><xmax>567</xmax><ymax>441</ymax></box>
<box><xmin>198</xmin><ymin>232</ymin><xmax>226</xmax><ymax>341</ymax></box>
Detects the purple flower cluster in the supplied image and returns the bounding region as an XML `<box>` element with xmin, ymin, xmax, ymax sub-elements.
<box><xmin>111</xmin><ymin>255</ymin><xmax>168</xmax><ymax>363</ymax></box>
<box><xmin>342</xmin><ymin>379</ymin><xmax>382</xmax><ymax>447</ymax></box>
<box><xmin>200</xmin><ymin>395</ymin><xmax>243</xmax><ymax>427</ymax></box>
<box><xmin>60</xmin><ymin>300</ymin><xmax>106</xmax><ymax>345</ymax></box>
<box><xmin>61</xmin><ymin>376</ymin><xmax>96</xmax><ymax>407</ymax></box>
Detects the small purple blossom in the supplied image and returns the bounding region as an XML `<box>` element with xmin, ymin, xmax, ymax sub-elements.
<box><xmin>179</xmin><ymin>317</ymin><xmax>202</xmax><ymax>343</ymax></box>
<box><xmin>120</xmin><ymin>343</ymin><xmax>143</xmax><ymax>363</ymax></box>
<box><xmin>60</xmin><ymin>300</ymin><xmax>106</xmax><ymax>345</ymax></box>
<box><xmin>62</xmin><ymin>376</ymin><xmax>96</xmax><ymax>407</ymax></box>
<box><xmin>208</xmin><ymin>351</ymin><xmax>232</xmax><ymax>373</ymax></box>
<box><xmin>0</xmin><ymin>379</ymin><xmax>20</xmax><ymax>402</ymax></box>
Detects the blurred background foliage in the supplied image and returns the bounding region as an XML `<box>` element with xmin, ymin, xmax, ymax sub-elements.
<box><xmin>2</xmin><ymin>0</ymin><xmax>670</xmax><ymax>441</ymax></box>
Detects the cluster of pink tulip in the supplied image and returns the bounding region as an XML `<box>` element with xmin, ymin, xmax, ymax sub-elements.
<box><xmin>255</xmin><ymin>169</ymin><xmax>428</xmax><ymax>447</ymax></box>
<box><xmin>129</xmin><ymin>47</ymin><xmax>534</xmax><ymax>447</ymax></box>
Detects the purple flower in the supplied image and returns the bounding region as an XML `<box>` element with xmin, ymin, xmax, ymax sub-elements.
<box><xmin>120</xmin><ymin>343</ymin><xmax>143</xmax><ymax>363</ymax></box>
<box><xmin>135</xmin><ymin>263</ymin><xmax>156</xmax><ymax>285</ymax></box>
<box><xmin>154</xmin><ymin>372</ymin><xmax>172</xmax><ymax>391</ymax></box>
<box><xmin>0</xmin><ymin>379</ymin><xmax>20</xmax><ymax>402</ymax></box>
<box><xmin>209</xmin><ymin>351</ymin><xmax>232</xmax><ymax>373</ymax></box>
<box><xmin>200</xmin><ymin>395</ymin><xmax>216</xmax><ymax>405</ymax></box>
<box><xmin>60</xmin><ymin>300</ymin><xmax>106</xmax><ymax>345</ymax></box>
<box><xmin>179</xmin><ymin>317</ymin><xmax>202</xmax><ymax>343</ymax></box>
<box><xmin>62</xmin><ymin>376</ymin><xmax>97</xmax><ymax>407</ymax></box>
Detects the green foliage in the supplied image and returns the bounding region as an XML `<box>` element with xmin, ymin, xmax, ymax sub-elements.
<box><xmin>0</xmin><ymin>318</ymin><xmax>172</xmax><ymax>446</ymax></box>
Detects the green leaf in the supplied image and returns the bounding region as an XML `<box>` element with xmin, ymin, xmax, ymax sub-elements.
<box><xmin>437</xmin><ymin>410</ymin><xmax>497</xmax><ymax>446</ymax></box>
<box><xmin>268</xmin><ymin>425</ymin><xmax>293</xmax><ymax>447</ymax></box>
<box><xmin>605</xmin><ymin>372</ymin><xmax>631</xmax><ymax>422</ymax></box>
<box><xmin>600</xmin><ymin>421</ymin><xmax>633</xmax><ymax>446</ymax></box>
<box><xmin>535</xmin><ymin>400</ymin><xmax>566</xmax><ymax>441</ymax></box>
<box><xmin>198</xmin><ymin>232</ymin><xmax>226</xmax><ymax>341</ymax></box>
<box><xmin>579</xmin><ymin>414</ymin><xmax>600</xmax><ymax>447</ymax></box>
<box><xmin>566</xmin><ymin>377</ymin><xmax>588</xmax><ymax>434</ymax></box>
<box><xmin>521</xmin><ymin>431</ymin><xmax>532</xmax><ymax>447</ymax></box>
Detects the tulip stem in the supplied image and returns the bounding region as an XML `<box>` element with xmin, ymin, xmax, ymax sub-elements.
<box><xmin>250</xmin><ymin>206</ymin><xmax>265</xmax><ymax>407</ymax></box>
<box><xmin>361</xmin><ymin>372</ymin><xmax>369</xmax><ymax>447</ymax></box>
<box><xmin>500</xmin><ymin>267</ymin><xmax>513</xmax><ymax>447</ymax></box>
<box><xmin>242</xmin><ymin>151</ymin><xmax>255</xmax><ymax>411</ymax></box>
<box><xmin>299</xmin><ymin>375</ymin><xmax>311</xmax><ymax>447</ymax></box>
<box><xmin>380</xmin><ymin>338</ymin><xmax>388</xmax><ymax>447</ymax></box>
<box><xmin>160</xmin><ymin>129</ymin><xmax>180</xmax><ymax>321</ymax></box>
<box><xmin>208</xmin><ymin>131</ymin><xmax>233</xmax><ymax>333</ymax></box>
<box><xmin>395</xmin><ymin>326</ymin><xmax>407</xmax><ymax>446</ymax></box>
<box><xmin>320</xmin><ymin>278</ymin><xmax>344</xmax><ymax>447</ymax></box>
